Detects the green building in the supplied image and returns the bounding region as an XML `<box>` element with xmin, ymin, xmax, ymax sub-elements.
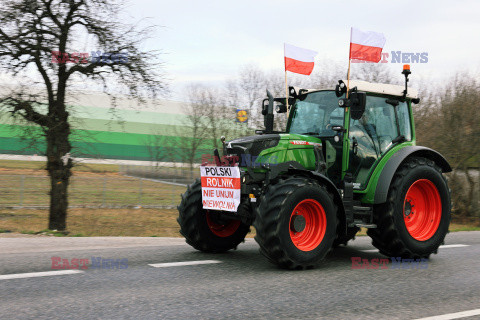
<box><xmin>0</xmin><ymin>91</ymin><xmax>204</xmax><ymax>162</ymax></box>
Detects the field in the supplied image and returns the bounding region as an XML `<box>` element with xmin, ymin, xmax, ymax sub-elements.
<box><xmin>0</xmin><ymin>208</ymin><xmax>182</xmax><ymax>237</ymax></box>
<box><xmin>0</xmin><ymin>159</ymin><xmax>189</xmax><ymax>236</ymax></box>
<box><xmin>0</xmin><ymin>159</ymin><xmax>478</xmax><ymax>237</ymax></box>
<box><xmin>0</xmin><ymin>160</ymin><xmax>185</xmax><ymax>208</ymax></box>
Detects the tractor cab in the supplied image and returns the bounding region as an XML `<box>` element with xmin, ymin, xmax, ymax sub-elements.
<box><xmin>283</xmin><ymin>80</ymin><xmax>418</xmax><ymax>189</ymax></box>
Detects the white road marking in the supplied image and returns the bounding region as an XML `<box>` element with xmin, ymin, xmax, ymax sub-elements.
<box><xmin>149</xmin><ymin>260</ymin><xmax>222</xmax><ymax>268</ymax></box>
<box><xmin>438</xmin><ymin>244</ymin><xmax>470</xmax><ymax>249</ymax></box>
<box><xmin>413</xmin><ymin>308</ymin><xmax>480</xmax><ymax>320</ymax></box>
<box><xmin>0</xmin><ymin>270</ymin><xmax>84</xmax><ymax>280</ymax></box>
<box><xmin>361</xmin><ymin>249</ymin><xmax>384</xmax><ymax>253</ymax></box>
<box><xmin>361</xmin><ymin>244</ymin><xmax>470</xmax><ymax>253</ymax></box>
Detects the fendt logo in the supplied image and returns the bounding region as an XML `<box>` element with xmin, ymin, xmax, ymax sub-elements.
<box><xmin>352</xmin><ymin>51</ymin><xmax>429</xmax><ymax>64</ymax></box>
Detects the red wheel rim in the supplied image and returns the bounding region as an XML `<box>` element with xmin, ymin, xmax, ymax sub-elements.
<box><xmin>403</xmin><ymin>179</ymin><xmax>442</xmax><ymax>241</ymax></box>
<box><xmin>206</xmin><ymin>211</ymin><xmax>241</xmax><ymax>237</ymax></box>
<box><xmin>289</xmin><ymin>199</ymin><xmax>327</xmax><ymax>251</ymax></box>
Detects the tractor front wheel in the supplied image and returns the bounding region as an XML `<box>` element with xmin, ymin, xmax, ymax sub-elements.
<box><xmin>367</xmin><ymin>157</ymin><xmax>451</xmax><ymax>258</ymax></box>
<box><xmin>254</xmin><ymin>176</ymin><xmax>338</xmax><ymax>269</ymax></box>
<box><xmin>177</xmin><ymin>179</ymin><xmax>250</xmax><ymax>253</ymax></box>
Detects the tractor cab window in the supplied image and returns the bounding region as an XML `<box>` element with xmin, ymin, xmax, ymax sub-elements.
<box><xmin>349</xmin><ymin>96</ymin><xmax>412</xmax><ymax>188</ymax></box>
<box><xmin>397</xmin><ymin>102</ymin><xmax>412</xmax><ymax>141</ymax></box>
<box><xmin>289</xmin><ymin>91</ymin><xmax>343</xmax><ymax>137</ymax></box>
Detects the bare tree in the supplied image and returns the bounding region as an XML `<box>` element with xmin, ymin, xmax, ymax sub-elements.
<box><xmin>226</xmin><ymin>64</ymin><xmax>267</xmax><ymax>129</ymax></box>
<box><xmin>143</xmin><ymin>132</ymin><xmax>176</xmax><ymax>166</ymax></box>
<box><xmin>175</xmin><ymin>85</ymin><xmax>211</xmax><ymax>175</ymax></box>
<box><xmin>183</xmin><ymin>84</ymin><xmax>249</xmax><ymax>161</ymax></box>
<box><xmin>351</xmin><ymin>62</ymin><xmax>399</xmax><ymax>84</ymax></box>
<box><xmin>415</xmin><ymin>73</ymin><xmax>480</xmax><ymax>217</ymax></box>
<box><xmin>0</xmin><ymin>0</ymin><xmax>166</xmax><ymax>231</ymax></box>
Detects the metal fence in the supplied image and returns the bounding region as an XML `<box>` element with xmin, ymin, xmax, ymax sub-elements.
<box><xmin>5</xmin><ymin>168</ymin><xmax>477</xmax><ymax>215</ymax></box>
<box><xmin>0</xmin><ymin>174</ymin><xmax>190</xmax><ymax>209</ymax></box>
<box><xmin>119</xmin><ymin>165</ymin><xmax>199</xmax><ymax>185</ymax></box>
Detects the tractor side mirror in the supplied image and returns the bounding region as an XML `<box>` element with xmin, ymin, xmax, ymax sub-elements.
<box><xmin>350</xmin><ymin>92</ymin><xmax>366</xmax><ymax>120</ymax></box>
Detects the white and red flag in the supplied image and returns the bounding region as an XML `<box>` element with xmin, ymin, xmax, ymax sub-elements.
<box><xmin>349</xmin><ymin>27</ymin><xmax>386</xmax><ymax>62</ymax></box>
<box><xmin>284</xmin><ymin>43</ymin><xmax>318</xmax><ymax>75</ymax></box>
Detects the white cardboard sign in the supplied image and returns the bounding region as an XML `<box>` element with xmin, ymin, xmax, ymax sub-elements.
<box><xmin>200</xmin><ymin>166</ymin><xmax>241</xmax><ymax>212</ymax></box>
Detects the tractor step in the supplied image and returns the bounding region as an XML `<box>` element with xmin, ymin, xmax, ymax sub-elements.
<box><xmin>354</xmin><ymin>222</ymin><xmax>377</xmax><ymax>228</ymax></box>
<box><xmin>348</xmin><ymin>205</ymin><xmax>374</xmax><ymax>228</ymax></box>
<box><xmin>342</xmin><ymin>178</ymin><xmax>374</xmax><ymax>227</ymax></box>
<box><xmin>353</xmin><ymin>206</ymin><xmax>372</xmax><ymax>212</ymax></box>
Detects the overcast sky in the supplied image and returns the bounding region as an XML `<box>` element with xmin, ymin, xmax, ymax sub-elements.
<box><xmin>125</xmin><ymin>0</ymin><xmax>480</xmax><ymax>99</ymax></box>
<box><xmin>5</xmin><ymin>0</ymin><xmax>477</xmax><ymax>101</ymax></box>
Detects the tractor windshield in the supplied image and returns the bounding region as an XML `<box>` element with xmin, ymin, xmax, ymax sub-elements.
<box><xmin>288</xmin><ymin>91</ymin><xmax>343</xmax><ymax>137</ymax></box>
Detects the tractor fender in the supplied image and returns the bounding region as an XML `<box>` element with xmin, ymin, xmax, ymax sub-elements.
<box><xmin>374</xmin><ymin>146</ymin><xmax>452</xmax><ymax>204</ymax></box>
<box><xmin>288</xmin><ymin>168</ymin><xmax>346</xmax><ymax>228</ymax></box>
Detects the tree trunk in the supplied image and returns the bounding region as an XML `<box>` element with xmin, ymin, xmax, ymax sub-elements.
<box><xmin>464</xmin><ymin>165</ymin><xmax>475</xmax><ymax>217</ymax></box>
<box><xmin>46</xmin><ymin>124</ymin><xmax>72</xmax><ymax>231</ymax></box>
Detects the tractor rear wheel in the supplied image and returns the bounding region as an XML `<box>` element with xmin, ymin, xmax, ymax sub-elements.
<box><xmin>177</xmin><ymin>179</ymin><xmax>250</xmax><ymax>253</ymax></box>
<box><xmin>254</xmin><ymin>176</ymin><xmax>338</xmax><ymax>269</ymax></box>
<box><xmin>367</xmin><ymin>157</ymin><xmax>451</xmax><ymax>258</ymax></box>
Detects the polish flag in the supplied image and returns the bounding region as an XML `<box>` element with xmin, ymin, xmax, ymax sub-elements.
<box><xmin>284</xmin><ymin>43</ymin><xmax>318</xmax><ymax>75</ymax></box>
<box><xmin>349</xmin><ymin>27</ymin><xmax>386</xmax><ymax>63</ymax></box>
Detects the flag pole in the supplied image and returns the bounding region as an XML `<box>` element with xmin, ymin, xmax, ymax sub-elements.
<box><xmin>285</xmin><ymin>69</ymin><xmax>289</xmax><ymax>118</ymax></box>
<box><xmin>346</xmin><ymin>57</ymin><xmax>351</xmax><ymax>100</ymax></box>
<box><xmin>346</xmin><ymin>29</ymin><xmax>352</xmax><ymax>100</ymax></box>
<box><xmin>284</xmin><ymin>43</ymin><xmax>290</xmax><ymax>118</ymax></box>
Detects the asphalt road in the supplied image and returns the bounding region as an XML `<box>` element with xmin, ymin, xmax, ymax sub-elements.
<box><xmin>0</xmin><ymin>232</ymin><xmax>479</xmax><ymax>320</ymax></box>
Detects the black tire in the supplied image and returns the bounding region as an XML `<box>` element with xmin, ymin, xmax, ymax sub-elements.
<box><xmin>333</xmin><ymin>226</ymin><xmax>360</xmax><ymax>247</ymax></box>
<box><xmin>367</xmin><ymin>157</ymin><xmax>451</xmax><ymax>258</ymax></box>
<box><xmin>253</xmin><ymin>176</ymin><xmax>338</xmax><ymax>269</ymax></box>
<box><xmin>177</xmin><ymin>179</ymin><xmax>250</xmax><ymax>253</ymax></box>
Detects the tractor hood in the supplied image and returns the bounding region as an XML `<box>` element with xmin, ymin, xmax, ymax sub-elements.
<box><xmin>225</xmin><ymin>133</ymin><xmax>322</xmax><ymax>170</ymax></box>
<box><xmin>225</xmin><ymin>134</ymin><xmax>281</xmax><ymax>157</ymax></box>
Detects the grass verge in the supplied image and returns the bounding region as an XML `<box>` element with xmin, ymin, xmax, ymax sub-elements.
<box><xmin>0</xmin><ymin>208</ymin><xmax>477</xmax><ymax>237</ymax></box>
<box><xmin>0</xmin><ymin>208</ymin><xmax>181</xmax><ymax>237</ymax></box>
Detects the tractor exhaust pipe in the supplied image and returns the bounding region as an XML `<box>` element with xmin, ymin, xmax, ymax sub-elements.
<box><xmin>263</xmin><ymin>89</ymin><xmax>274</xmax><ymax>133</ymax></box>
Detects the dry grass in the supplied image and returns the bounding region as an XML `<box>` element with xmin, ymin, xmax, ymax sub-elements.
<box><xmin>0</xmin><ymin>207</ymin><xmax>477</xmax><ymax>238</ymax></box>
<box><xmin>0</xmin><ymin>208</ymin><xmax>182</xmax><ymax>237</ymax></box>
<box><xmin>0</xmin><ymin>160</ymin><xmax>186</xmax><ymax>207</ymax></box>
<box><xmin>0</xmin><ymin>160</ymin><xmax>478</xmax><ymax>238</ymax></box>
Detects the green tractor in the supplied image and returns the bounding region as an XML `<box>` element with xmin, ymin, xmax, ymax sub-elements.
<box><xmin>177</xmin><ymin>66</ymin><xmax>451</xmax><ymax>269</ymax></box>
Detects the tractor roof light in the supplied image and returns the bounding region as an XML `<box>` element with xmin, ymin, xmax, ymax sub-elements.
<box><xmin>402</xmin><ymin>65</ymin><xmax>411</xmax><ymax>99</ymax></box>
<box><xmin>402</xmin><ymin>64</ymin><xmax>411</xmax><ymax>76</ymax></box>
